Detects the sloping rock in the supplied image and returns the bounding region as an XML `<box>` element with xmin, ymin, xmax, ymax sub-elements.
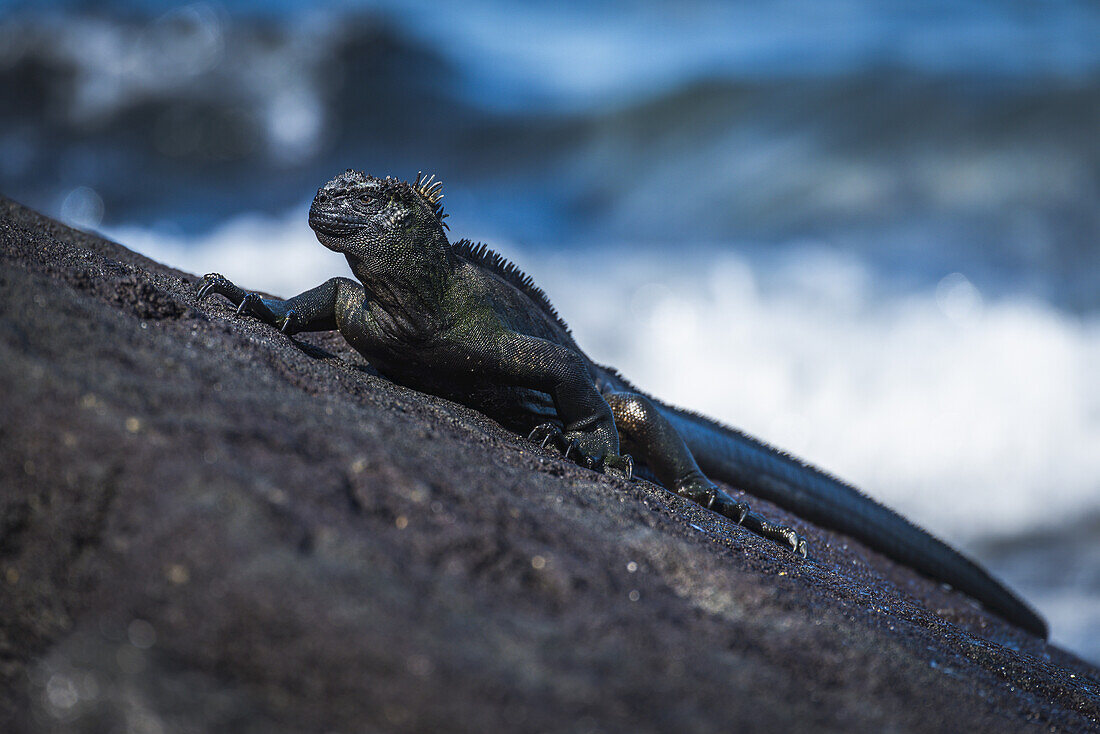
<box><xmin>1</xmin><ymin>197</ymin><xmax>1097</xmax><ymax>732</ymax></box>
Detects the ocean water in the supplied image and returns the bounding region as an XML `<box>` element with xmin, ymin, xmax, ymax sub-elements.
<box><xmin>4</xmin><ymin>1</ymin><xmax>1099</xmax><ymax>662</ymax></box>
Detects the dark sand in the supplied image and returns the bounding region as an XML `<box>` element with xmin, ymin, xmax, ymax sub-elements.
<box><xmin>1</xmin><ymin>198</ymin><xmax>1097</xmax><ymax>732</ymax></box>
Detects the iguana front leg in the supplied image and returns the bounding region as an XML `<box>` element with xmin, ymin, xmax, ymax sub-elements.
<box><xmin>197</xmin><ymin>274</ymin><xmax>357</xmax><ymax>335</ymax></box>
<box><xmin>465</xmin><ymin>331</ymin><xmax>627</xmax><ymax>472</ymax></box>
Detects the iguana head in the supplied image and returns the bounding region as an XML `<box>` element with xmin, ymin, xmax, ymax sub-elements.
<box><xmin>308</xmin><ymin>170</ymin><xmax>449</xmax><ymax>264</ymax></box>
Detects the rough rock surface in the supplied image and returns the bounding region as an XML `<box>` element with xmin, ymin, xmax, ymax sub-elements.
<box><xmin>1</xmin><ymin>197</ymin><xmax>1098</xmax><ymax>733</ymax></box>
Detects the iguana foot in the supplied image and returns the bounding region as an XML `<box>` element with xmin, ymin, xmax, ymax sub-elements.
<box><xmin>280</xmin><ymin>309</ymin><xmax>301</xmax><ymax>334</ymax></box>
<box><xmin>741</xmin><ymin>511</ymin><xmax>808</xmax><ymax>558</ymax></box>
<box><xmin>196</xmin><ymin>272</ymin><xmax>246</xmax><ymax>303</ymax></box>
<box><xmin>677</xmin><ymin>477</ymin><xmax>808</xmax><ymax>557</ymax></box>
<box><xmin>235</xmin><ymin>292</ymin><xmax>278</xmax><ymax>322</ymax></box>
<box><xmin>528</xmin><ymin>422</ymin><xmax>633</xmax><ymax>479</ymax></box>
<box><xmin>603</xmin><ymin>453</ymin><xmax>634</xmax><ymax>481</ymax></box>
<box><xmin>529</xmin><ymin>422</ymin><xmax>566</xmax><ymax>450</ymax></box>
<box><xmin>197</xmin><ymin>274</ymin><xmax>300</xmax><ymax>334</ymax></box>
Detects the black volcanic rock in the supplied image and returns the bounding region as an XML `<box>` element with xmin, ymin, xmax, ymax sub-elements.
<box><xmin>0</xmin><ymin>198</ymin><xmax>1097</xmax><ymax>732</ymax></box>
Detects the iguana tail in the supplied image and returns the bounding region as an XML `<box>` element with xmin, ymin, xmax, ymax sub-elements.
<box><xmin>660</xmin><ymin>403</ymin><xmax>1048</xmax><ymax>638</ymax></box>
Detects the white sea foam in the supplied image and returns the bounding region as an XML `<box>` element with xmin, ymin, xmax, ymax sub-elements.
<box><xmin>541</xmin><ymin>250</ymin><xmax>1100</xmax><ymax>544</ymax></box>
<box><xmin>111</xmin><ymin>210</ymin><xmax>350</xmax><ymax>298</ymax></box>
<box><xmin>111</xmin><ymin>212</ymin><xmax>1100</xmax><ymax>658</ymax></box>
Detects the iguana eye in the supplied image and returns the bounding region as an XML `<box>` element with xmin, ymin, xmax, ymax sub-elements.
<box><xmin>359</xmin><ymin>195</ymin><xmax>371</xmax><ymax>204</ymax></box>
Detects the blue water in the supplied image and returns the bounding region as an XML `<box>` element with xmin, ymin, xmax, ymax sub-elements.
<box><xmin>4</xmin><ymin>0</ymin><xmax>1100</xmax><ymax>305</ymax></box>
<box><xmin>3</xmin><ymin>0</ymin><xmax>1099</xmax><ymax>662</ymax></box>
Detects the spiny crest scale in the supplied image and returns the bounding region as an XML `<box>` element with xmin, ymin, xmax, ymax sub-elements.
<box><xmin>321</xmin><ymin>168</ymin><xmax>372</xmax><ymax>198</ymax></box>
<box><xmin>413</xmin><ymin>171</ymin><xmax>449</xmax><ymax>228</ymax></box>
<box><xmin>452</xmin><ymin>239</ymin><xmax>570</xmax><ymax>335</ymax></box>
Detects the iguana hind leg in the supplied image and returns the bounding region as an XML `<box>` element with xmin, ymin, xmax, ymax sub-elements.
<box><xmin>604</xmin><ymin>391</ymin><xmax>807</xmax><ymax>557</ymax></box>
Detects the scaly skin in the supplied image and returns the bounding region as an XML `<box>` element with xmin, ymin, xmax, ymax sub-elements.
<box><xmin>197</xmin><ymin>170</ymin><xmax>1047</xmax><ymax>638</ymax></box>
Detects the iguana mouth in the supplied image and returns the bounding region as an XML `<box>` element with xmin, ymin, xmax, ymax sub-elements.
<box><xmin>308</xmin><ymin>211</ymin><xmax>357</xmax><ymax>236</ymax></box>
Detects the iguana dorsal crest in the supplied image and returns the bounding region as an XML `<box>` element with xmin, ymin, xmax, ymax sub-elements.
<box><xmin>413</xmin><ymin>171</ymin><xmax>448</xmax><ymax>228</ymax></box>
<box><xmin>452</xmin><ymin>239</ymin><xmax>571</xmax><ymax>336</ymax></box>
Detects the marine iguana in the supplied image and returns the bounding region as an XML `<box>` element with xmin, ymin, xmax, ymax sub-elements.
<box><xmin>196</xmin><ymin>169</ymin><xmax>1047</xmax><ymax>638</ymax></box>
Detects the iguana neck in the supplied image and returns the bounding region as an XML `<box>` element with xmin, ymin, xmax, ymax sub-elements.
<box><xmin>345</xmin><ymin>232</ymin><xmax>456</xmax><ymax>339</ymax></box>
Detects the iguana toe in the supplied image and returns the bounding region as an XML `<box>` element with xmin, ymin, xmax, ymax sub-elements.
<box><xmin>766</xmin><ymin>523</ymin><xmax>808</xmax><ymax>558</ymax></box>
<box><xmin>603</xmin><ymin>453</ymin><xmax>634</xmax><ymax>482</ymax></box>
<box><xmin>528</xmin><ymin>422</ymin><xmax>627</xmax><ymax>475</ymax></box>
<box><xmin>280</xmin><ymin>309</ymin><xmax>301</xmax><ymax>335</ymax></box>
<box><xmin>709</xmin><ymin>491</ymin><xmax>750</xmax><ymax>523</ymax></box>
<box><xmin>236</xmin><ymin>292</ymin><xmax>261</xmax><ymax>315</ymax></box>
<box><xmin>196</xmin><ymin>273</ymin><xmax>228</xmax><ymax>300</ymax></box>
<box><xmin>528</xmin><ymin>422</ymin><xmax>566</xmax><ymax>450</ymax></box>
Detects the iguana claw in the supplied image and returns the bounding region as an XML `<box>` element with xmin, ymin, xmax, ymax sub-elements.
<box><xmin>527</xmin><ymin>422</ymin><xmax>632</xmax><ymax>478</ymax></box>
<box><xmin>713</xmin><ymin>495</ymin><xmax>749</xmax><ymax>524</ymax></box>
<box><xmin>233</xmin><ymin>292</ymin><xmax>279</xmax><ymax>323</ymax></box>
<box><xmin>745</xmin><ymin>515</ymin><xmax>809</xmax><ymax>559</ymax></box>
<box><xmin>603</xmin><ymin>453</ymin><xmax>634</xmax><ymax>481</ymax></box>
<box><xmin>198</xmin><ymin>275</ymin><xmax>288</xmax><ymax>331</ymax></box>
<box><xmin>280</xmin><ymin>309</ymin><xmax>300</xmax><ymax>334</ymax></box>
<box><xmin>783</xmin><ymin>529</ymin><xmax>808</xmax><ymax>558</ymax></box>
<box><xmin>196</xmin><ymin>272</ymin><xmax>242</xmax><ymax>302</ymax></box>
<box><xmin>236</xmin><ymin>293</ymin><xmax>256</xmax><ymax>315</ymax></box>
<box><xmin>550</xmin><ymin>431</ymin><xmax>593</xmax><ymax>468</ymax></box>
<box><xmin>679</xmin><ymin>477</ymin><xmax>808</xmax><ymax>556</ymax></box>
<box><xmin>529</xmin><ymin>423</ymin><xmax>564</xmax><ymax>450</ymax></box>
<box><xmin>530</xmin><ymin>423</ymin><xmax>559</xmax><ymax>449</ymax></box>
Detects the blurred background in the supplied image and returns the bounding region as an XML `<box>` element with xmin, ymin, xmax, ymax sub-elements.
<box><xmin>2</xmin><ymin>0</ymin><xmax>1098</xmax><ymax>662</ymax></box>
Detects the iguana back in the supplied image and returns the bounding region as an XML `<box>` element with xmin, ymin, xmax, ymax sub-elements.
<box><xmin>447</xmin><ymin>237</ymin><xmax>1047</xmax><ymax>637</ymax></box>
